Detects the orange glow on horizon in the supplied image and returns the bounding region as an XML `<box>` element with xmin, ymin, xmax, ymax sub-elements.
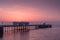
<box><xmin>0</xmin><ymin>5</ymin><xmax>60</xmax><ymax>22</ymax></box>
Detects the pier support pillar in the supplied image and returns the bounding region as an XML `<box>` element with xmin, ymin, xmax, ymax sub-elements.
<box><xmin>0</xmin><ymin>26</ymin><xmax>3</xmax><ymax>37</ymax></box>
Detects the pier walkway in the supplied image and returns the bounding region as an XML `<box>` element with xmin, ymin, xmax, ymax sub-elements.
<box><xmin>0</xmin><ymin>23</ymin><xmax>52</xmax><ymax>37</ymax></box>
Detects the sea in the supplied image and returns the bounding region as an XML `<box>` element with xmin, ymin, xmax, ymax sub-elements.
<box><xmin>0</xmin><ymin>26</ymin><xmax>60</xmax><ymax>40</ymax></box>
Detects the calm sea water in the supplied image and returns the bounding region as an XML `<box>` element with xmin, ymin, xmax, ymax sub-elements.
<box><xmin>0</xmin><ymin>26</ymin><xmax>60</xmax><ymax>40</ymax></box>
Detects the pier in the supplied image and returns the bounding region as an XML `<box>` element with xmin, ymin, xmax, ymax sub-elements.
<box><xmin>0</xmin><ymin>22</ymin><xmax>52</xmax><ymax>37</ymax></box>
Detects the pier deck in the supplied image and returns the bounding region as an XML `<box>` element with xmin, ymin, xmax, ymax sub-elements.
<box><xmin>0</xmin><ymin>24</ymin><xmax>52</xmax><ymax>37</ymax></box>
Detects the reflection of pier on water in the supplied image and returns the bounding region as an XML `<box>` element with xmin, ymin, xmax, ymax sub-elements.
<box><xmin>3</xmin><ymin>29</ymin><xmax>29</xmax><ymax>40</ymax></box>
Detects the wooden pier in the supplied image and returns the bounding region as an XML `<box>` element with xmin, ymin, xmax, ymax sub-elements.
<box><xmin>0</xmin><ymin>24</ymin><xmax>52</xmax><ymax>32</ymax></box>
<box><xmin>0</xmin><ymin>22</ymin><xmax>52</xmax><ymax>37</ymax></box>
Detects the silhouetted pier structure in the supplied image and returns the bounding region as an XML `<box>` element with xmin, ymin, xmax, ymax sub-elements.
<box><xmin>0</xmin><ymin>24</ymin><xmax>52</xmax><ymax>28</ymax></box>
<box><xmin>0</xmin><ymin>24</ymin><xmax>52</xmax><ymax>32</ymax></box>
<box><xmin>0</xmin><ymin>22</ymin><xmax>52</xmax><ymax>31</ymax></box>
<box><xmin>0</xmin><ymin>22</ymin><xmax>52</xmax><ymax>37</ymax></box>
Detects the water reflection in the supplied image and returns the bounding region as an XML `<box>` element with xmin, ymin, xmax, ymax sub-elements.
<box><xmin>0</xmin><ymin>38</ymin><xmax>3</xmax><ymax>40</ymax></box>
<box><xmin>3</xmin><ymin>30</ymin><xmax>29</xmax><ymax>40</ymax></box>
<box><xmin>19</xmin><ymin>32</ymin><xmax>29</xmax><ymax>40</ymax></box>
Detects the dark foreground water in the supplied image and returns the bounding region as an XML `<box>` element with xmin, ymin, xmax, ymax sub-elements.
<box><xmin>0</xmin><ymin>27</ymin><xmax>60</xmax><ymax>40</ymax></box>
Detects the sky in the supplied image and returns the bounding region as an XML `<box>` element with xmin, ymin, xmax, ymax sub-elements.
<box><xmin>0</xmin><ymin>0</ymin><xmax>60</xmax><ymax>23</ymax></box>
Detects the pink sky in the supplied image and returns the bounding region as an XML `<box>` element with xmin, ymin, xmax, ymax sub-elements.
<box><xmin>0</xmin><ymin>0</ymin><xmax>60</xmax><ymax>22</ymax></box>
